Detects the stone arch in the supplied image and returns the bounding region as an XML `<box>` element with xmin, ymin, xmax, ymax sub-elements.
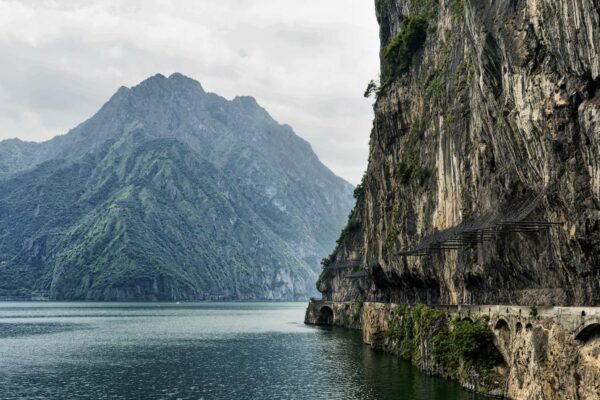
<box><xmin>494</xmin><ymin>318</ymin><xmax>510</xmax><ymax>343</ymax></box>
<box><xmin>461</xmin><ymin>316</ymin><xmax>474</xmax><ymax>322</ymax></box>
<box><xmin>516</xmin><ymin>322</ymin><xmax>523</xmax><ymax>333</ymax></box>
<box><xmin>494</xmin><ymin>318</ymin><xmax>509</xmax><ymax>330</ymax></box>
<box><xmin>575</xmin><ymin>323</ymin><xmax>600</xmax><ymax>342</ymax></box>
<box><xmin>317</xmin><ymin>306</ymin><xmax>334</xmax><ymax>325</ymax></box>
<box><xmin>525</xmin><ymin>323</ymin><xmax>533</xmax><ymax>332</ymax></box>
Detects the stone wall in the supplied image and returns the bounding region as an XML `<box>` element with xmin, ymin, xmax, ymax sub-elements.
<box><xmin>362</xmin><ymin>302</ymin><xmax>600</xmax><ymax>399</ymax></box>
<box><xmin>306</xmin><ymin>300</ymin><xmax>600</xmax><ymax>399</ymax></box>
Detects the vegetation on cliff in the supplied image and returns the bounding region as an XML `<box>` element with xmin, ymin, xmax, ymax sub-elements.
<box><xmin>320</xmin><ymin>179</ymin><xmax>365</xmax><ymax>268</ymax></box>
<box><xmin>383</xmin><ymin>305</ymin><xmax>504</xmax><ymax>391</ymax></box>
<box><xmin>381</xmin><ymin>16</ymin><xmax>428</xmax><ymax>85</ymax></box>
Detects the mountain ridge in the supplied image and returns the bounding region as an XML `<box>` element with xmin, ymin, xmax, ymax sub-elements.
<box><xmin>0</xmin><ymin>73</ymin><xmax>354</xmax><ymax>300</ymax></box>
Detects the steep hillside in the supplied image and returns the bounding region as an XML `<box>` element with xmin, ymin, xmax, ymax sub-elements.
<box><xmin>0</xmin><ymin>74</ymin><xmax>354</xmax><ymax>300</ymax></box>
<box><xmin>319</xmin><ymin>0</ymin><xmax>600</xmax><ymax>306</ymax></box>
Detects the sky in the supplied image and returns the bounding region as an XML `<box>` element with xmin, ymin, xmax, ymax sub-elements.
<box><xmin>0</xmin><ymin>0</ymin><xmax>380</xmax><ymax>185</ymax></box>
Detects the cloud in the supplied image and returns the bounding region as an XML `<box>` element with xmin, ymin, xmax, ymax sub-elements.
<box><xmin>0</xmin><ymin>0</ymin><xmax>380</xmax><ymax>184</ymax></box>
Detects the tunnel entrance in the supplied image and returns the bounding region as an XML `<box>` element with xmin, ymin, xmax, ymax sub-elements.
<box><xmin>317</xmin><ymin>306</ymin><xmax>334</xmax><ymax>325</ymax></box>
<box><xmin>575</xmin><ymin>323</ymin><xmax>600</xmax><ymax>342</ymax></box>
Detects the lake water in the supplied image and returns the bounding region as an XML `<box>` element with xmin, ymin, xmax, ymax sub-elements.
<box><xmin>0</xmin><ymin>302</ymin><xmax>485</xmax><ymax>399</ymax></box>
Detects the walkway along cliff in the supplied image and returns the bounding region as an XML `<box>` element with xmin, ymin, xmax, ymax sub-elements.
<box><xmin>306</xmin><ymin>0</ymin><xmax>600</xmax><ymax>398</ymax></box>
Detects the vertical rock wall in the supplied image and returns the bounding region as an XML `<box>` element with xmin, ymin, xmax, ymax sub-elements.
<box><xmin>318</xmin><ymin>0</ymin><xmax>600</xmax><ymax>306</ymax></box>
<box><xmin>311</xmin><ymin>4</ymin><xmax>600</xmax><ymax>393</ymax></box>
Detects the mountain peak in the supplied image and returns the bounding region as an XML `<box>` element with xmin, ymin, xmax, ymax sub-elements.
<box><xmin>131</xmin><ymin>72</ymin><xmax>205</xmax><ymax>96</ymax></box>
<box><xmin>168</xmin><ymin>72</ymin><xmax>191</xmax><ymax>81</ymax></box>
<box><xmin>140</xmin><ymin>72</ymin><xmax>167</xmax><ymax>84</ymax></box>
<box><xmin>233</xmin><ymin>95</ymin><xmax>259</xmax><ymax>106</ymax></box>
<box><xmin>168</xmin><ymin>72</ymin><xmax>205</xmax><ymax>92</ymax></box>
<box><xmin>108</xmin><ymin>85</ymin><xmax>130</xmax><ymax>103</ymax></box>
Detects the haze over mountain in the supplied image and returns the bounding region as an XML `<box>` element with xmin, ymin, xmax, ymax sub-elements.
<box><xmin>0</xmin><ymin>73</ymin><xmax>354</xmax><ymax>300</ymax></box>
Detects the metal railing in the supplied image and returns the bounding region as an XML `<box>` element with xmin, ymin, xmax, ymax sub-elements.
<box><xmin>395</xmin><ymin>185</ymin><xmax>561</xmax><ymax>257</ymax></box>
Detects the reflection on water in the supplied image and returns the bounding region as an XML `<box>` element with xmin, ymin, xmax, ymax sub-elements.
<box><xmin>0</xmin><ymin>302</ymin><xmax>485</xmax><ymax>400</ymax></box>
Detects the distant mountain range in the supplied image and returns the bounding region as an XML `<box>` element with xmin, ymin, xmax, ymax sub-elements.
<box><xmin>0</xmin><ymin>73</ymin><xmax>354</xmax><ymax>300</ymax></box>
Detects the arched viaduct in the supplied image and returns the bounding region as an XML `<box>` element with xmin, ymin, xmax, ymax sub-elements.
<box><xmin>306</xmin><ymin>300</ymin><xmax>600</xmax><ymax>343</ymax></box>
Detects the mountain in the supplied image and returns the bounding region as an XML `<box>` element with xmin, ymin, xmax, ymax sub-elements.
<box><xmin>0</xmin><ymin>73</ymin><xmax>354</xmax><ymax>300</ymax></box>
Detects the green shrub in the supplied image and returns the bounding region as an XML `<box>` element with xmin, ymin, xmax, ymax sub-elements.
<box><xmin>397</xmin><ymin>161</ymin><xmax>432</xmax><ymax>186</ymax></box>
<box><xmin>451</xmin><ymin>0</ymin><xmax>465</xmax><ymax>18</ymax></box>
<box><xmin>321</xmin><ymin>211</ymin><xmax>361</xmax><ymax>268</ymax></box>
<box><xmin>450</xmin><ymin>319</ymin><xmax>503</xmax><ymax>369</ymax></box>
<box><xmin>351</xmin><ymin>301</ymin><xmax>365</xmax><ymax>324</ymax></box>
<box><xmin>364</xmin><ymin>80</ymin><xmax>380</xmax><ymax>98</ymax></box>
<box><xmin>386</xmin><ymin>227</ymin><xmax>400</xmax><ymax>252</ymax></box>
<box><xmin>529</xmin><ymin>306</ymin><xmax>538</xmax><ymax>318</ymax></box>
<box><xmin>353</xmin><ymin>182</ymin><xmax>365</xmax><ymax>201</ymax></box>
<box><xmin>381</xmin><ymin>16</ymin><xmax>428</xmax><ymax>84</ymax></box>
<box><xmin>320</xmin><ymin>256</ymin><xmax>334</xmax><ymax>268</ymax></box>
<box><xmin>386</xmin><ymin>304</ymin><xmax>447</xmax><ymax>362</ymax></box>
<box><xmin>398</xmin><ymin>162</ymin><xmax>412</xmax><ymax>185</ymax></box>
<box><xmin>385</xmin><ymin>305</ymin><xmax>504</xmax><ymax>380</ymax></box>
<box><xmin>425</xmin><ymin>74</ymin><xmax>443</xmax><ymax>101</ymax></box>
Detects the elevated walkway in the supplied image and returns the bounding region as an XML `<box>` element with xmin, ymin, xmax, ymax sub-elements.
<box><xmin>394</xmin><ymin>185</ymin><xmax>561</xmax><ymax>256</ymax></box>
<box><xmin>306</xmin><ymin>300</ymin><xmax>600</xmax><ymax>341</ymax></box>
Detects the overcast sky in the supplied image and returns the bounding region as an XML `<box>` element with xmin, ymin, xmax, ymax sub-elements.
<box><xmin>0</xmin><ymin>0</ymin><xmax>380</xmax><ymax>184</ymax></box>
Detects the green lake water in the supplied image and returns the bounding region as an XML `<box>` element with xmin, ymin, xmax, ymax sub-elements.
<box><xmin>0</xmin><ymin>302</ymin><xmax>486</xmax><ymax>399</ymax></box>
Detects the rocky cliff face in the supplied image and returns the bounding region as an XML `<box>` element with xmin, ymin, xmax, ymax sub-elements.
<box><xmin>359</xmin><ymin>303</ymin><xmax>600</xmax><ymax>399</ymax></box>
<box><xmin>503</xmin><ymin>317</ymin><xmax>600</xmax><ymax>400</ymax></box>
<box><xmin>319</xmin><ymin>0</ymin><xmax>600</xmax><ymax>306</ymax></box>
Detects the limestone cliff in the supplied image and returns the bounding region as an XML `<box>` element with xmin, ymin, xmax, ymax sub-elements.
<box><xmin>319</xmin><ymin>0</ymin><xmax>600</xmax><ymax>306</ymax></box>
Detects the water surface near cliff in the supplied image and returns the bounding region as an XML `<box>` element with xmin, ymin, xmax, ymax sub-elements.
<box><xmin>0</xmin><ymin>302</ymin><xmax>484</xmax><ymax>399</ymax></box>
